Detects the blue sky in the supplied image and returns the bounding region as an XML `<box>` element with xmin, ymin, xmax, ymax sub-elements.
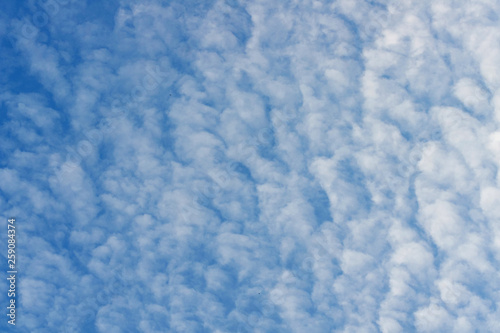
<box><xmin>2</xmin><ymin>0</ymin><xmax>500</xmax><ymax>332</ymax></box>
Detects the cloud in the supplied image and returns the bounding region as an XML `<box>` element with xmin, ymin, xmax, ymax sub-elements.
<box><xmin>4</xmin><ymin>0</ymin><xmax>500</xmax><ymax>332</ymax></box>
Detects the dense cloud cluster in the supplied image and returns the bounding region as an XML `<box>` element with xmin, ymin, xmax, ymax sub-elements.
<box><xmin>2</xmin><ymin>0</ymin><xmax>500</xmax><ymax>332</ymax></box>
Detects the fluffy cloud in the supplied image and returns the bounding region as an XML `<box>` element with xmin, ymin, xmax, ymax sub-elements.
<box><xmin>3</xmin><ymin>0</ymin><xmax>500</xmax><ymax>332</ymax></box>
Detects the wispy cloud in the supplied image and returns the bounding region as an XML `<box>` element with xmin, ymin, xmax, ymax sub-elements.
<box><xmin>2</xmin><ymin>0</ymin><xmax>500</xmax><ymax>332</ymax></box>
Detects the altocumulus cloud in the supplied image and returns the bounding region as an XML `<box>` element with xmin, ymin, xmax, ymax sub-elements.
<box><xmin>1</xmin><ymin>0</ymin><xmax>500</xmax><ymax>332</ymax></box>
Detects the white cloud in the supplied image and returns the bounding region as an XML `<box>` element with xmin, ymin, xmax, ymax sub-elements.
<box><xmin>6</xmin><ymin>0</ymin><xmax>500</xmax><ymax>331</ymax></box>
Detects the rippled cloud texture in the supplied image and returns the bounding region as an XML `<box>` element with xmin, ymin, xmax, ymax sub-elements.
<box><xmin>2</xmin><ymin>0</ymin><xmax>500</xmax><ymax>332</ymax></box>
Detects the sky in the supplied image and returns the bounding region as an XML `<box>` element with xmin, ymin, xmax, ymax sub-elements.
<box><xmin>1</xmin><ymin>0</ymin><xmax>500</xmax><ymax>332</ymax></box>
